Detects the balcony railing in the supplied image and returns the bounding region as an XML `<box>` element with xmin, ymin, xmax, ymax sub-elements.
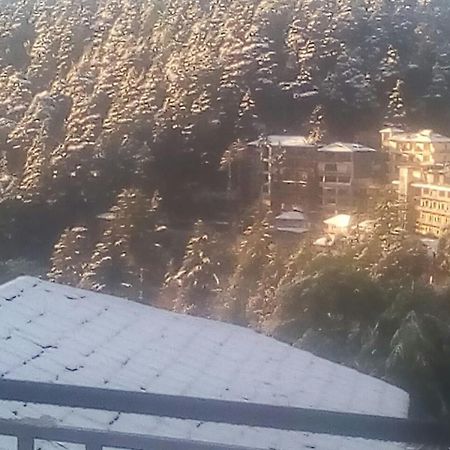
<box><xmin>0</xmin><ymin>379</ymin><xmax>449</xmax><ymax>449</ymax></box>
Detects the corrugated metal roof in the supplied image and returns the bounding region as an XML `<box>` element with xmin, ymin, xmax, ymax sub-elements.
<box><xmin>0</xmin><ymin>277</ymin><xmax>409</xmax><ymax>450</ymax></box>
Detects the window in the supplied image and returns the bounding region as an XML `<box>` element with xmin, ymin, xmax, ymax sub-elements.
<box><xmin>324</xmin><ymin>163</ymin><xmax>337</xmax><ymax>172</ymax></box>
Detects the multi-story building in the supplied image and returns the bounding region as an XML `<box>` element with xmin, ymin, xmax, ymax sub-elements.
<box><xmin>318</xmin><ymin>143</ymin><xmax>380</xmax><ymax>214</ymax></box>
<box><xmin>381</xmin><ymin>128</ymin><xmax>450</xmax><ymax>181</ymax></box>
<box><xmin>398</xmin><ymin>164</ymin><xmax>450</xmax><ymax>238</ymax></box>
<box><xmin>248</xmin><ymin>135</ymin><xmax>319</xmax><ymax>213</ymax></box>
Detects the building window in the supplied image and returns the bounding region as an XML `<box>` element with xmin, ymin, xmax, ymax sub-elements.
<box><xmin>324</xmin><ymin>175</ymin><xmax>337</xmax><ymax>182</ymax></box>
<box><xmin>324</xmin><ymin>163</ymin><xmax>337</xmax><ymax>172</ymax></box>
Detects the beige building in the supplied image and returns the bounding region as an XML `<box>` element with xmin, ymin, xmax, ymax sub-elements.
<box><xmin>381</xmin><ymin>128</ymin><xmax>450</xmax><ymax>181</ymax></box>
<box><xmin>398</xmin><ymin>165</ymin><xmax>450</xmax><ymax>238</ymax></box>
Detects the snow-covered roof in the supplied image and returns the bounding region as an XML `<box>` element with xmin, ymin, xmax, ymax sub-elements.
<box><xmin>249</xmin><ymin>135</ymin><xmax>315</xmax><ymax>148</ymax></box>
<box><xmin>324</xmin><ymin>214</ymin><xmax>352</xmax><ymax>228</ymax></box>
<box><xmin>276</xmin><ymin>210</ymin><xmax>306</xmax><ymax>221</ymax></box>
<box><xmin>276</xmin><ymin>227</ymin><xmax>309</xmax><ymax>235</ymax></box>
<box><xmin>318</xmin><ymin>142</ymin><xmax>377</xmax><ymax>153</ymax></box>
<box><xmin>390</xmin><ymin>130</ymin><xmax>450</xmax><ymax>143</ymax></box>
<box><xmin>0</xmin><ymin>277</ymin><xmax>409</xmax><ymax>450</ymax></box>
<box><xmin>411</xmin><ymin>182</ymin><xmax>450</xmax><ymax>193</ymax></box>
<box><xmin>380</xmin><ymin>127</ymin><xmax>405</xmax><ymax>134</ymax></box>
<box><xmin>313</xmin><ymin>235</ymin><xmax>336</xmax><ymax>247</ymax></box>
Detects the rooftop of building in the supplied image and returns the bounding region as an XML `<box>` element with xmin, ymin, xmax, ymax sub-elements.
<box><xmin>0</xmin><ymin>276</ymin><xmax>409</xmax><ymax>450</ymax></box>
<box><xmin>380</xmin><ymin>127</ymin><xmax>405</xmax><ymax>134</ymax></box>
<box><xmin>389</xmin><ymin>129</ymin><xmax>450</xmax><ymax>143</ymax></box>
<box><xmin>411</xmin><ymin>182</ymin><xmax>450</xmax><ymax>193</ymax></box>
<box><xmin>318</xmin><ymin>142</ymin><xmax>377</xmax><ymax>153</ymax></box>
<box><xmin>249</xmin><ymin>135</ymin><xmax>315</xmax><ymax>148</ymax></box>
<box><xmin>324</xmin><ymin>214</ymin><xmax>353</xmax><ymax>228</ymax></box>
<box><xmin>275</xmin><ymin>210</ymin><xmax>306</xmax><ymax>221</ymax></box>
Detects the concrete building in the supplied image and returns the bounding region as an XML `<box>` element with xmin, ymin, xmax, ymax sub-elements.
<box><xmin>381</xmin><ymin>128</ymin><xmax>450</xmax><ymax>181</ymax></box>
<box><xmin>248</xmin><ymin>135</ymin><xmax>318</xmax><ymax>213</ymax></box>
<box><xmin>318</xmin><ymin>143</ymin><xmax>379</xmax><ymax>214</ymax></box>
<box><xmin>398</xmin><ymin>164</ymin><xmax>450</xmax><ymax>238</ymax></box>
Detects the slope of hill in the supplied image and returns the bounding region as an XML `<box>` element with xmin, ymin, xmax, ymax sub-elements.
<box><xmin>0</xmin><ymin>0</ymin><xmax>449</xmax><ymax>273</ymax></box>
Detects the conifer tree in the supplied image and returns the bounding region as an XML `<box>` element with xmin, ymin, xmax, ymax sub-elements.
<box><xmin>224</xmin><ymin>208</ymin><xmax>275</xmax><ymax>325</ymax></box>
<box><xmin>48</xmin><ymin>226</ymin><xmax>91</xmax><ymax>286</ymax></box>
<box><xmin>385</xmin><ymin>79</ymin><xmax>406</xmax><ymax>126</ymax></box>
<box><xmin>163</xmin><ymin>221</ymin><xmax>226</xmax><ymax>317</ymax></box>
<box><xmin>81</xmin><ymin>189</ymin><xmax>167</xmax><ymax>301</ymax></box>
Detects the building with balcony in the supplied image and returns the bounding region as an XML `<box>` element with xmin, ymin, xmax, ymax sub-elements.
<box><xmin>248</xmin><ymin>135</ymin><xmax>319</xmax><ymax>214</ymax></box>
<box><xmin>381</xmin><ymin>128</ymin><xmax>450</xmax><ymax>181</ymax></box>
<box><xmin>318</xmin><ymin>142</ymin><xmax>379</xmax><ymax>214</ymax></box>
<box><xmin>0</xmin><ymin>276</ymin><xmax>413</xmax><ymax>450</ymax></box>
<box><xmin>398</xmin><ymin>164</ymin><xmax>450</xmax><ymax>238</ymax></box>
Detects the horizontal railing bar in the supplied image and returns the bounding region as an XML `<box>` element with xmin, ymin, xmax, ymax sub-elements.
<box><xmin>0</xmin><ymin>418</ymin><xmax>259</xmax><ymax>450</ymax></box>
<box><xmin>0</xmin><ymin>378</ymin><xmax>449</xmax><ymax>445</ymax></box>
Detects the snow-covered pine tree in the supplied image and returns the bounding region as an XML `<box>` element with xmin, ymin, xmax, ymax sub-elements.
<box><xmin>163</xmin><ymin>220</ymin><xmax>225</xmax><ymax>317</ymax></box>
<box><xmin>48</xmin><ymin>226</ymin><xmax>91</xmax><ymax>286</ymax></box>
<box><xmin>385</xmin><ymin>79</ymin><xmax>406</xmax><ymax>126</ymax></box>
<box><xmin>81</xmin><ymin>188</ymin><xmax>167</xmax><ymax>301</ymax></box>
<box><xmin>224</xmin><ymin>208</ymin><xmax>275</xmax><ymax>325</ymax></box>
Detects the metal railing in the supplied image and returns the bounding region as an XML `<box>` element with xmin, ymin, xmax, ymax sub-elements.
<box><xmin>0</xmin><ymin>379</ymin><xmax>448</xmax><ymax>449</ymax></box>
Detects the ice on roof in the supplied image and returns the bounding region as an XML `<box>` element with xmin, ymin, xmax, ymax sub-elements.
<box><xmin>318</xmin><ymin>142</ymin><xmax>377</xmax><ymax>153</ymax></box>
<box><xmin>249</xmin><ymin>135</ymin><xmax>314</xmax><ymax>148</ymax></box>
<box><xmin>0</xmin><ymin>277</ymin><xmax>409</xmax><ymax>450</ymax></box>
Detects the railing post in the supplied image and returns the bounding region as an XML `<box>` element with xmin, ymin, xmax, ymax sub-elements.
<box><xmin>17</xmin><ymin>436</ymin><xmax>33</xmax><ymax>450</ymax></box>
<box><xmin>85</xmin><ymin>444</ymin><xmax>102</xmax><ymax>450</ymax></box>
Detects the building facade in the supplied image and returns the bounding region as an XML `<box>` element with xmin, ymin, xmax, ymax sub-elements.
<box><xmin>318</xmin><ymin>143</ymin><xmax>380</xmax><ymax>214</ymax></box>
<box><xmin>248</xmin><ymin>137</ymin><xmax>381</xmax><ymax>217</ymax></box>
<box><xmin>398</xmin><ymin>165</ymin><xmax>450</xmax><ymax>238</ymax></box>
<box><xmin>248</xmin><ymin>135</ymin><xmax>319</xmax><ymax>214</ymax></box>
<box><xmin>381</xmin><ymin>128</ymin><xmax>450</xmax><ymax>181</ymax></box>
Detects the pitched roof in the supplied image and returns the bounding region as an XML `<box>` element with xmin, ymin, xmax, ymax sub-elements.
<box><xmin>0</xmin><ymin>277</ymin><xmax>409</xmax><ymax>450</ymax></box>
